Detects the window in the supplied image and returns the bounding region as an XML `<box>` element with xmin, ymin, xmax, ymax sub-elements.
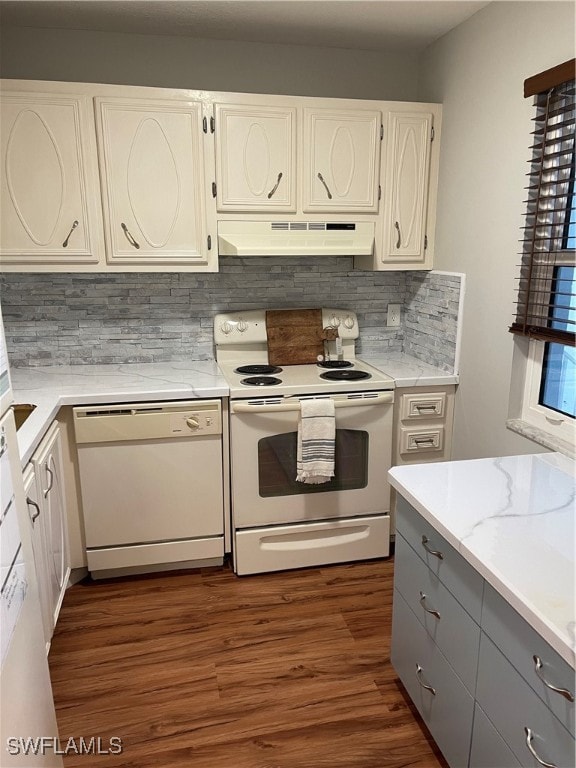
<box><xmin>510</xmin><ymin>59</ymin><xmax>575</xmax><ymax>449</ymax></box>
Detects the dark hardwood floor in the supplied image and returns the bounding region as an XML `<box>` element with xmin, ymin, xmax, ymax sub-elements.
<box><xmin>48</xmin><ymin>558</ymin><xmax>449</xmax><ymax>767</ymax></box>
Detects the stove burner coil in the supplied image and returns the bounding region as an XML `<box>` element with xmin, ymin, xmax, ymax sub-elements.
<box><xmin>240</xmin><ymin>376</ymin><xmax>283</xmax><ymax>386</ymax></box>
<box><xmin>317</xmin><ymin>360</ymin><xmax>353</xmax><ymax>369</ymax></box>
<box><xmin>235</xmin><ymin>364</ymin><xmax>282</xmax><ymax>375</ymax></box>
<box><xmin>319</xmin><ymin>370</ymin><xmax>371</xmax><ymax>381</ymax></box>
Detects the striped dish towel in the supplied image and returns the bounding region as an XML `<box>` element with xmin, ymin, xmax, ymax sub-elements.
<box><xmin>296</xmin><ymin>397</ymin><xmax>335</xmax><ymax>484</ymax></box>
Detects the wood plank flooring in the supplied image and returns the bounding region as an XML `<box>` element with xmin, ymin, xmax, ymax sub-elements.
<box><xmin>48</xmin><ymin>558</ymin><xmax>449</xmax><ymax>768</ymax></box>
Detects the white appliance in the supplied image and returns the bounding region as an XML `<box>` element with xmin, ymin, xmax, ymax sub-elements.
<box><xmin>0</xmin><ymin>304</ymin><xmax>62</xmax><ymax>767</ymax></box>
<box><xmin>215</xmin><ymin>308</ymin><xmax>395</xmax><ymax>575</ymax></box>
<box><xmin>217</xmin><ymin>220</ymin><xmax>375</xmax><ymax>256</ymax></box>
<box><xmin>73</xmin><ymin>400</ymin><xmax>225</xmax><ymax>578</ymax></box>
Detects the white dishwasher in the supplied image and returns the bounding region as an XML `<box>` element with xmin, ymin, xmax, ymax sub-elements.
<box><xmin>73</xmin><ymin>400</ymin><xmax>224</xmax><ymax>578</ymax></box>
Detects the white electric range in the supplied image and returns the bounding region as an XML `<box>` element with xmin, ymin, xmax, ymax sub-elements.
<box><xmin>214</xmin><ymin>308</ymin><xmax>395</xmax><ymax>575</ymax></box>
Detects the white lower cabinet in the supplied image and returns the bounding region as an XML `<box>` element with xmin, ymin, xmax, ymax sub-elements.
<box><xmin>392</xmin><ymin>495</ymin><xmax>576</xmax><ymax>768</ymax></box>
<box><xmin>28</xmin><ymin>422</ymin><xmax>70</xmax><ymax>643</ymax></box>
<box><xmin>22</xmin><ymin>463</ymin><xmax>53</xmax><ymax>649</ymax></box>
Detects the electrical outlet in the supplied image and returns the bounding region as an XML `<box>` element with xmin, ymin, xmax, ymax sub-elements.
<box><xmin>387</xmin><ymin>303</ymin><xmax>401</xmax><ymax>327</ymax></box>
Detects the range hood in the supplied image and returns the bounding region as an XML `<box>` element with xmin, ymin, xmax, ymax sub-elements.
<box><xmin>217</xmin><ymin>221</ymin><xmax>375</xmax><ymax>257</ymax></box>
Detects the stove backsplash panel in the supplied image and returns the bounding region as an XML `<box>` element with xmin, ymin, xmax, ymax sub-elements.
<box><xmin>0</xmin><ymin>258</ymin><xmax>461</xmax><ymax>371</ymax></box>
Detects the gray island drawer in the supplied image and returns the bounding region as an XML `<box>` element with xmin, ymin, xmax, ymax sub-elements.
<box><xmin>391</xmin><ymin>589</ymin><xmax>475</xmax><ymax>768</ymax></box>
<box><xmin>395</xmin><ymin>495</ymin><xmax>484</xmax><ymax>621</ymax></box>
<box><xmin>476</xmin><ymin>634</ymin><xmax>575</xmax><ymax>768</ymax></box>
<box><xmin>482</xmin><ymin>582</ymin><xmax>575</xmax><ymax>736</ymax></box>
<box><xmin>394</xmin><ymin>532</ymin><xmax>480</xmax><ymax>693</ymax></box>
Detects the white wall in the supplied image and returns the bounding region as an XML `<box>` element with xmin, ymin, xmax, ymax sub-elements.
<box><xmin>418</xmin><ymin>1</ymin><xmax>575</xmax><ymax>459</ymax></box>
<box><xmin>0</xmin><ymin>25</ymin><xmax>419</xmax><ymax>100</ymax></box>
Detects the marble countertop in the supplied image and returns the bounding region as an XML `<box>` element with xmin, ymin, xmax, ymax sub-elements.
<box><xmin>11</xmin><ymin>354</ymin><xmax>456</xmax><ymax>466</ymax></box>
<box><xmin>11</xmin><ymin>361</ymin><xmax>228</xmax><ymax>466</ymax></box>
<box><xmin>389</xmin><ymin>453</ymin><xmax>576</xmax><ymax>668</ymax></box>
<box><xmin>360</xmin><ymin>353</ymin><xmax>458</xmax><ymax>387</ymax></box>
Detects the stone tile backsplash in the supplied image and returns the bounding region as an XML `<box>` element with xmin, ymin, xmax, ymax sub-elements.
<box><xmin>0</xmin><ymin>258</ymin><xmax>461</xmax><ymax>371</ymax></box>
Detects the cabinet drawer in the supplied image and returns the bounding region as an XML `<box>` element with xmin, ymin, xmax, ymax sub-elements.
<box><xmin>395</xmin><ymin>496</ymin><xmax>483</xmax><ymax>622</ymax></box>
<box><xmin>476</xmin><ymin>634</ymin><xmax>575</xmax><ymax>768</ymax></box>
<box><xmin>469</xmin><ymin>703</ymin><xmax>522</xmax><ymax>768</ymax></box>
<box><xmin>400</xmin><ymin>392</ymin><xmax>446</xmax><ymax>420</ymax></box>
<box><xmin>391</xmin><ymin>589</ymin><xmax>475</xmax><ymax>768</ymax></box>
<box><xmin>399</xmin><ymin>426</ymin><xmax>444</xmax><ymax>455</ymax></box>
<box><xmin>394</xmin><ymin>533</ymin><xmax>480</xmax><ymax>693</ymax></box>
<box><xmin>482</xmin><ymin>582</ymin><xmax>575</xmax><ymax>735</ymax></box>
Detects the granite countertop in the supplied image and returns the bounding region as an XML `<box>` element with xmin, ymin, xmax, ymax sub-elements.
<box><xmin>11</xmin><ymin>361</ymin><xmax>228</xmax><ymax>466</ymax></box>
<box><xmin>360</xmin><ymin>352</ymin><xmax>458</xmax><ymax>387</ymax></box>
<box><xmin>389</xmin><ymin>453</ymin><xmax>576</xmax><ymax>668</ymax></box>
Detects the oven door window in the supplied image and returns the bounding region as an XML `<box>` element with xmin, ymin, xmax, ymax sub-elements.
<box><xmin>258</xmin><ymin>429</ymin><xmax>368</xmax><ymax>497</ymax></box>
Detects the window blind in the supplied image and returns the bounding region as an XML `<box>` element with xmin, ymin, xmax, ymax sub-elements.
<box><xmin>510</xmin><ymin>58</ymin><xmax>575</xmax><ymax>346</ymax></box>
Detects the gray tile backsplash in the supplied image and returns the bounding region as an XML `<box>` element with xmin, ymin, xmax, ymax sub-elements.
<box><xmin>0</xmin><ymin>259</ymin><xmax>461</xmax><ymax>370</ymax></box>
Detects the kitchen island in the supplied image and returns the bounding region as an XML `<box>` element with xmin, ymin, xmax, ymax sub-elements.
<box><xmin>388</xmin><ymin>454</ymin><xmax>575</xmax><ymax>768</ymax></box>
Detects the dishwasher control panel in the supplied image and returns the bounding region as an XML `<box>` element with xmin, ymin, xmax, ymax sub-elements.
<box><xmin>73</xmin><ymin>400</ymin><xmax>222</xmax><ymax>444</ymax></box>
<box><xmin>170</xmin><ymin>407</ymin><xmax>220</xmax><ymax>435</ymax></box>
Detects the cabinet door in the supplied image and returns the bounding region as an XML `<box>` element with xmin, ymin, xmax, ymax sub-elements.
<box><xmin>215</xmin><ymin>103</ymin><xmax>296</xmax><ymax>212</ymax></box>
<box><xmin>22</xmin><ymin>464</ymin><xmax>53</xmax><ymax>647</ymax></box>
<box><xmin>0</xmin><ymin>90</ymin><xmax>102</xmax><ymax>266</ymax></box>
<box><xmin>303</xmin><ymin>108</ymin><xmax>381</xmax><ymax>212</ymax></box>
<box><xmin>95</xmin><ymin>97</ymin><xmax>213</xmax><ymax>268</ymax></box>
<box><xmin>382</xmin><ymin>112</ymin><xmax>433</xmax><ymax>265</ymax></box>
<box><xmin>32</xmin><ymin>423</ymin><xmax>70</xmax><ymax>629</ymax></box>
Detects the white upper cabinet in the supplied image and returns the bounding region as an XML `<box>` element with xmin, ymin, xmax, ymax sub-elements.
<box><xmin>95</xmin><ymin>97</ymin><xmax>216</xmax><ymax>269</ymax></box>
<box><xmin>214</xmin><ymin>103</ymin><xmax>296</xmax><ymax>212</ymax></box>
<box><xmin>0</xmin><ymin>90</ymin><xmax>103</xmax><ymax>267</ymax></box>
<box><xmin>303</xmin><ymin>108</ymin><xmax>381</xmax><ymax>213</ymax></box>
<box><xmin>381</xmin><ymin>111</ymin><xmax>434</xmax><ymax>266</ymax></box>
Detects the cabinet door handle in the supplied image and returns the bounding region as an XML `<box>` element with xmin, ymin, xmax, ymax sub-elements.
<box><xmin>62</xmin><ymin>219</ymin><xmax>79</xmax><ymax>247</ymax></box>
<box><xmin>317</xmin><ymin>172</ymin><xmax>333</xmax><ymax>199</ymax></box>
<box><xmin>267</xmin><ymin>172</ymin><xmax>283</xmax><ymax>199</ymax></box>
<box><xmin>395</xmin><ymin>220</ymin><xmax>402</xmax><ymax>248</ymax></box>
<box><xmin>421</xmin><ymin>535</ymin><xmax>444</xmax><ymax>560</ymax></box>
<box><xmin>27</xmin><ymin>497</ymin><xmax>41</xmax><ymax>524</ymax></box>
<box><xmin>419</xmin><ymin>591</ymin><xmax>441</xmax><ymax>619</ymax></box>
<box><xmin>524</xmin><ymin>727</ymin><xmax>557</xmax><ymax>767</ymax></box>
<box><xmin>415</xmin><ymin>664</ymin><xmax>436</xmax><ymax>695</ymax></box>
<box><xmin>43</xmin><ymin>462</ymin><xmax>54</xmax><ymax>498</ymax></box>
<box><xmin>121</xmin><ymin>223</ymin><xmax>140</xmax><ymax>249</ymax></box>
<box><xmin>533</xmin><ymin>655</ymin><xmax>575</xmax><ymax>702</ymax></box>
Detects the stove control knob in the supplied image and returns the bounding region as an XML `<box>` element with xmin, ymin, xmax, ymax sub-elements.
<box><xmin>220</xmin><ymin>321</ymin><xmax>233</xmax><ymax>335</ymax></box>
<box><xmin>331</xmin><ymin>316</ymin><xmax>341</xmax><ymax>327</ymax></box>
<box><xmin>343</xmin><ymin>315</ymin><xmax>355</xmax><ymax>329</ymax></box>
<box><xmin>237</xmin><ymin>320</ymin><xmax>248</xmax><ymax>333</ymax></box>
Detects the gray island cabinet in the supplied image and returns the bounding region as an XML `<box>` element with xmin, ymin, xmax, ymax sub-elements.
<box><xmin>388</xmin><ymin>454</ymin><xmax>575</xmax><ymax>768</ymax></box>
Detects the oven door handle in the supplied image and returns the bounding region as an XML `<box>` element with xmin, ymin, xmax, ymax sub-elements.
<box><xmin>231</xmin><ymin>392</ymin><xmax>394</xmax><ymax>413</ymax></box>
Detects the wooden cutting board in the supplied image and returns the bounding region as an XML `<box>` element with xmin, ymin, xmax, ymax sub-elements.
<box><xmin>266</xmin><ymin>308</ymin><xmax>333</xmax><ymax>365</ymax></box>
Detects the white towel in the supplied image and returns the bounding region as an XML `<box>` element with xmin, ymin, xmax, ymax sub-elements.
<box><xmin>296</xmin><ymin>398</ymin><xmax>335</xmax><ymax>484</ymax></box>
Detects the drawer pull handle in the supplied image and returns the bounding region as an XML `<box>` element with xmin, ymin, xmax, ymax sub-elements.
<box><xmin>524</xmin><ymin>727</ymin><xmax>557</xmax><ymax>767</ymax></box>
<box><xmin>533</xmin><ymin>655</ymin><xmax>575</xmax><ymax>702</ymax></box>
<box><xmin>421</xmin><ymin>535</ymin><xmax>444</xmax><ymax>560</ymax></box>
<box><xmin>419</xmin><ymin>591</ymin><xmax>441</xmax><ymax>619</ymax></box>
<box><xmin>414</xmin><ymin>437</ymin><xmax>436</xmax><ymax>446</ymax></box>
<box><xmin>415</xmin><ymin>404</ymin><xmax>438</xmax><ymax>413</ymax></box>
<box><xmin>415</xmin><ymin>664</ymin><xmax>436</xmax><ymax>695</ymax></box>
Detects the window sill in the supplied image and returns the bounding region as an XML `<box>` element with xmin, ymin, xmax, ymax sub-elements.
<box><xmin>506</xmin><ymin>418</ymin><xmax>575</xmax><ymax>459</ymax></box>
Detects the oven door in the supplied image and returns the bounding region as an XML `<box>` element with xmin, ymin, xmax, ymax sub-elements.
<box><xmin>229</xmin><ymin>390</ymin><xmax>394</xmax><ymax>528</ymax></box>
